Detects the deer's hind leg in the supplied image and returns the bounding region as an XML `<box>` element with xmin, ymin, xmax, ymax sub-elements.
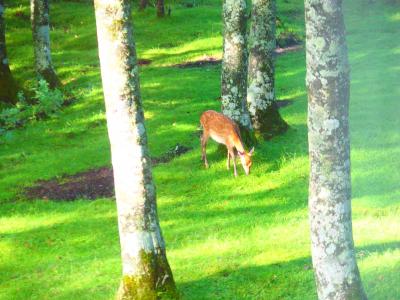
<box><xmin>227</xmin><ymin>148</ymin><xmax>231</xmax><ymax>170</ymax></box>
<box><xmin>201</xmin><ymin>131</ymin><xmax>210</xmax><ymax>168</ymax></box>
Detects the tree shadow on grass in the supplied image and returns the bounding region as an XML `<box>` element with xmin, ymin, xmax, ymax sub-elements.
<box><xmin>178</xmin><ymin>241</ymin><xmax>400</xmax><ymax>300</ymax></box>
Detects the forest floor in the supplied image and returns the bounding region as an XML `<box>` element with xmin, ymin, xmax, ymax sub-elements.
<box><xmin>1</xmin><ymin>0</ymin><xmax>399</xmax><ymax>299</ymax></box>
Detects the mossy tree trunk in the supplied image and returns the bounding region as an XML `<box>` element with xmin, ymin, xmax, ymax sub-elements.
<box><xmin>94</xmin><ymin>0</ymin><xmax>177</xmax><ymax>299</ymax></box>
<box><xmin>0</xmin><ymin>0</ymin><xmax>18</xmax><ymax>105</ymax></box>
<box><xmin>306</xmin><ymin>1</ymin><xmax>367</xmax><ymax>299</ymax></box>
<box><xmin>221</xmin><ymin>0</ymin><xmax>253</xmax><ymax>145</ymax></box>
<box><xmin>247</xmin><ymin>0</ymin><xmax>288</xmax><ymax>140</ymax></box>
<box><xmin>156</xmin><ymin>0</ymin><xmax>165</xmax><ymax>17</ymax></box>
<box><xmin>31</xmin><ymin>0</ymin><xmax>61</xmax><ymax>89</ymax></box>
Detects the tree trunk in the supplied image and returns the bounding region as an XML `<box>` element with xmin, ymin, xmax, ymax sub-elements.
<box><xmin>305</xmin><ymin>1</ymin><xmax>367</xmax><ymax>299</ymax></box>
<box><xmin>31</xmin><ymin>0</ymin><xmax>61</xmax><ymax>89</ymax></box>
<box><xmin>247</xmin><ymin>0</ymin><xmax>288</xmax><ymax>140</ymax></box>
<box><xmin>221</xmin><ymin>0</ymin><xmax>253</xmax><ymax>145</ymax></box>
<box><xmin>0</xmin><ymin>0</ymin><xmax>18</xmax><ymax>105</ymax></box>
<box><xmin>94</xmin><ymin>0</ymin><xmax>177</xmax><ymax>299</ymax></box>
<box><xmin>139</xmin><ymin>0</ymin><xmax>148</xmax><ymax>10</ymax></box>
<box><xmin>156</xmin><ymin>0</ymin><xmax>165</xmax><ymax>17</ymax></box>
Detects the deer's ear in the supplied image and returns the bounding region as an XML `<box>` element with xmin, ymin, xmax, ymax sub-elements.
<box><xmin>249</xmin><ymin>147</ymin><xmax>255</xmax><ymax>156</ymax></box>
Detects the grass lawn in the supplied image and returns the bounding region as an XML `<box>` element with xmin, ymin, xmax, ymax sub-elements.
<box><xmin>1</xmin><ymin>0</ymin><xmax>399</xmax><ymax>299</ymax></box>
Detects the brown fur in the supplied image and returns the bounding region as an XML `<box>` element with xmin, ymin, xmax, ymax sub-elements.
<box><xmin>200</xmin><ymin>110</ymin><xmax>254</xmax><ymax>176</ymax></box>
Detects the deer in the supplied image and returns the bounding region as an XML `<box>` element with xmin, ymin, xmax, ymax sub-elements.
<box><xmin>200</xmin><ymin>110</ymin><xmax>254</xmax><ymax>177</ymax></box>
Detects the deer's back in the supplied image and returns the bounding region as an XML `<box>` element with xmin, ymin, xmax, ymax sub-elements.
<box><xmin>200</xmin><ymin>110</ymin><xmax>240</xmax><ymax>146</ymax></box>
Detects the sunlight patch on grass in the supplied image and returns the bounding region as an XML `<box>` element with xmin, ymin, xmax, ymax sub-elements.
<box><xmin>143</xmin><ymin>36</ymin><xmax>222</xmax><ymax>66</ymax></box>
<box><xmin>390</xmin><ymin>12</ymin><xmax>400</xmax><ymax>21</ymax></box>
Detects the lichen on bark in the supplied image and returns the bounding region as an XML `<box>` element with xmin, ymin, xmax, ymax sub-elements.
<box><xmin>0</xmin><ymin>0</ymin><xmax>18</xmax><ymax>104</ymax></box>
<box><xmin>94</xmin><ymin>0</ymin><xmax>177</xmax><ymax>299</ymax></box>
<box><xmin>221</xmin><ymin>0</ymin><xmax>254</xmax><ymax>145</ymax></box>
<box><xmin>31</xmin><ymin>0</ymin><xmax>61</xmax><ymax>89</ymax></box>
<box><xmin>247</xmin><ymin>0</ymin><xmax>288</xmax><ymax>139</ymax></box>
<box><xmin>305</xmin><ymin>1</ymin><xmax>367</xmax><ymax>299</ymax></box>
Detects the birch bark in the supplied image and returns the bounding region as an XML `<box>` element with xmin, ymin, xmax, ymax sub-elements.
<box><xmin>31</xmin><ymin>0</ymin><xmax>61</xmax><ymax>89</ymax></box>
<box><xmin>221</xmin><ymin>0</ymin><xmax>253</xmax><ymax>142</ymax></box>
<box><xmin>94</xmin><ymin>0</ymin><xmax>177</xmax><ymax>298</ymax></box>
<box><xmin>305</xmin><ymin>1</ymin><xmax>367</xmax><ymax>299</ymax></box>
<box><xmin>247</xmin><ymin>0</ymin><xmax>288</xmax><ymax>139</ymax></box>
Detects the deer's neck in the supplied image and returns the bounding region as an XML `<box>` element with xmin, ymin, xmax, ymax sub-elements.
<box><xmin>233</xmin><ymin>136</ymin><xmax>245</xmax><ymax>154</ymax></box>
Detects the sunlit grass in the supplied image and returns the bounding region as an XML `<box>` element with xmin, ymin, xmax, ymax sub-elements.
<box><xmin>0</xmin><ymin>0</ymin><xmax>399</xmax><ymax>299</ymax></box>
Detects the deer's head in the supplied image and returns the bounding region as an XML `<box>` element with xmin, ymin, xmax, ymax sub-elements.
<box><xmin>238</xmin><ymin>147</ymin><xmax>254</xmax><ymax>175</ymax></box>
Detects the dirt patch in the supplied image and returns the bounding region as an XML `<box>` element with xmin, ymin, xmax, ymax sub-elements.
<box><xmin>138</xmin><ymin>59</ymin><xmax>152</xmax><ymax>66</ymax></box>
<box><xmin>173</xmin><ymin>44</ymin><xmax>302</xmax><ymax>69</ymax></box>
<box><xmin>25</xmin><ymin>144</ymin><xmax>192</xmax><ymax>201</ymax></box>
<box><xmin>174</xmin><ymin>56</ymin><xmax>221</xmax><ymax>68</ymax></box>
<box><xmin>152</xmin><ymin>143</ymin><xmax>192</xmax><ymax>164</ymax></box>
<box><xmin>26</xmin><ymin>167</ymin><xmax>114</xmax><ymax>201</ymax></box>
<box><xmin>274</xmin><ymin>45</ymin><xmax>302</xmax><ymax>55</ymax></box>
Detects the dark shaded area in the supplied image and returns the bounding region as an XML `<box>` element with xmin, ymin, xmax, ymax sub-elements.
<box><xmin>276</xmin><ymin>32</ymin><xmax>301</xmax><ymax>48</ymax></box>
<box><xmin>254</xmin><ymin>102</ymin><xmax>289</xmax><ymax>141</ymax></box>
<box><xmin>25</xmin><ymin>144</ymin><xmax>192</xmax><ymax>201</ymax></box>
<box><xmin>276</xmin><ymin>99</ymin><xmax>294</xmax><ymax>108</ymax></box>
<box><xmin>0</xmin><ymin>0</ymin><xmax>19</xmax><ymax>105</ymax></box>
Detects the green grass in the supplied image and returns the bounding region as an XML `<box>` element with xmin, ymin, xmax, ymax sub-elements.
<box><xmin>1</xmin><ymin>0</ymin><xmax>399</xmax><ymax>299</ymax></box>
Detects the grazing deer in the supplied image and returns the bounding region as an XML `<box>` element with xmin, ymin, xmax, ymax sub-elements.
<box><xmin>200</xmin><ymin>110</ymin><xmax>254</xmax><ymax>177</ymax></box>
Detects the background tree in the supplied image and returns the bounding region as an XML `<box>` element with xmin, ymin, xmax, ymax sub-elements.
<box><xmin>156</xmin><ymin>0</ymin><xmax>165</xmax><ymax>17</ymax></box>
<box><xmin>94</xmin><ymin>0</ymin><xmax>177</xmax><ymax>298</ymax></box>
<box><xmin>31</xmin><ymin>0</ymin><xmax>61</xmax><ymax>89</ymax></box>
<box><xmin>221</xmin><ymin>0</ymin><xmax>253</xmax><ymax>143</ymax></box>
<box><xmin>0</xmin><ymin>0</ymin><xmax>18</xmax><ymax>105</ymax></box>
<box><xmin>139</xmin><ymin>0</ymin><xmax>148</xmax><ymax>10</ymax></box>
<box><xmin>247</xmin><ymin>0</ymin><xmax>288</xmax><ymax>139</ymax></box>
<box><xmin>305</xmin><ymin>0</ymin><xmax>367</xmax><ymax>299</ymax></box>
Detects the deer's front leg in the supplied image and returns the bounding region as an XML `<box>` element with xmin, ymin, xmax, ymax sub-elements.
<box><xmin>232</xmin><ymin>152</ymin><xmax>238</xmax><ymax>177</ymax></box>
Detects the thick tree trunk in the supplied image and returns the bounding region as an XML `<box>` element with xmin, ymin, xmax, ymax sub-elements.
<box><xmin>305</xmin><ymin>1</ymin><xmax>367</xmax><ymax>299</ymax></box>
<box><xmin>156</xmin><ymin>0</ymin><xmax>165</xmax><ymax>17</ymax></box>
<box><xmin>247</xmin><ymin>0</ymin><xmax>288</xmax><ymax>139</ymax></box>
<box><xmin>0</xmin><ymin>0</ymin><xmax>18</xmax><ymax>105</ymax></box>
<box><xmin>94</xmin><ymin>0</ymin><xmax>177</xmax><ymax>299</ymax></box>
<box><xmin>31</xmin><ymin>0</ymin><xmax>61</xmax><ymax>89</ymax></box>
<box><xmin>221</xmin><ymin>0</ymin><xmax>253</xmax><ymax>144</ymax></box>
<box><xmin>139</xmin><ymin>0</ymin><xmax>148</xmax><ymax>10</ymax></box>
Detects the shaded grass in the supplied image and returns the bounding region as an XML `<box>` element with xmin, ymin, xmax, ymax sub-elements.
<box><xmin>0</xmin><ymin>0</ymin><xmax>399</xmax><ymax>299</ymax></box>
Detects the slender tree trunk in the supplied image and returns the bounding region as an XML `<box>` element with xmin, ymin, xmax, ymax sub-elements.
<box><xmin>94</xmin><ymin>0</ymin><xmax>177</xmax><ymax>299</ymax></box>
<box><xmin>247</xmin><ymin>0</ymin><xmax>288</xmax><ymax>139</ymax></box>
<box><xmin>221</xmin><ymin>0</ymin><xmax>253</xmax><ymax>144</ymax></box>
<box><xmin>305</xmin><ymin>1</ymin><xmax>367</xmax><ymax>299</ymax></box>
<box><xmin>0</xmin><ymin>0</ymin><xmax>18</xmax><ymax>105</ymax></box>
<box><xmin>31</xmin><ymin>0</ymin><xmax>61</xmax><ymax>89</ymax></box>
<box><xmin>156</xmin><ymin>0</ymin><xmax>165</xmax><ymax>17</ymax></box>
<box><xmin>139</xmin><ymin>0</ymin><xmax>148</xmax><ymax>10</ymax></box>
